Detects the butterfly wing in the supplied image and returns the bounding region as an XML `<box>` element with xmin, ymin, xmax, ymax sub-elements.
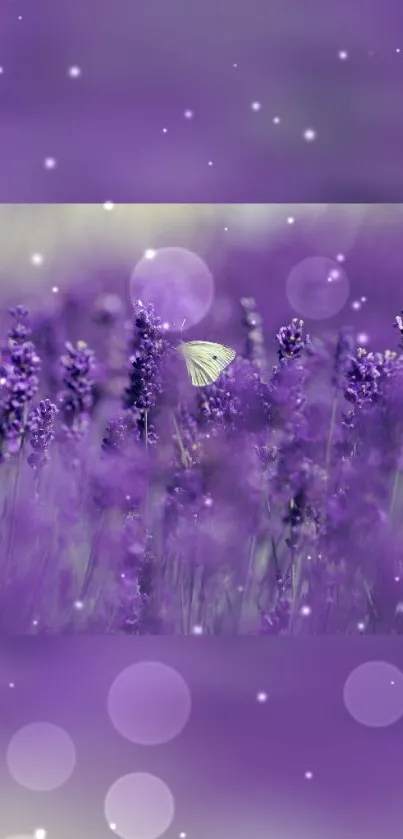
<box><xmin>179</xmin><ymin>341</ymin><xmax>236</xmax><ymax>387</ymax></box>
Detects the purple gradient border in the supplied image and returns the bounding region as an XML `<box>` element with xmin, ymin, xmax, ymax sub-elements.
<box><xmin>0</xmin><ymin>0</ymin><xmax>403</xmax><ymax>201</ymax></box>
<box><xmin>0</xmin><ymin>638</ymin><xmax>402</xmax><ymax>838</ymax></box>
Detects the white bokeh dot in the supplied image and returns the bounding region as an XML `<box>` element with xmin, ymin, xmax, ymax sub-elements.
<box><xmin>107</xmin><ymin>661</ymin><xmax>191</xmax><ymax>745</ymax></box>
<box><xmin>303</xmin><ymin>128</ymin><xmax>316</xmax><ymax>142</ymax></box>
<box><xmin>343</xmin><ymin>661</ymin><xmax>403</xmax><ymax>727</ymax></box>
<box><xmin>6</xmin><ymin>722</ymin><xmax>76</xmax><ymax>790</ymax></box>
<box><xmin>104</xmin><ymin>773</ymin><xmax>175</xmax><ymax>839</ymax></box>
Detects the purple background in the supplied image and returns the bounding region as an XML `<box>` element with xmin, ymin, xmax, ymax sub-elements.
<box><xmin>1</xmin><ymin>640</ymin><xmax>403</xmax><ymax>838</ymax></box>
<box><xmin>1</xmin><ymin>0</ymin><xmax>403</xmax><ymax>201</ymax></box>
<box><xmin>0</xmin><ymin>204</ymin><xmax>400</xmax><ymax>352</ymax></box>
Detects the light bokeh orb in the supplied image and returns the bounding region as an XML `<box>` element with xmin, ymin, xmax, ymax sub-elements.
<box><xmin>107</xmin><ymin>661</ymin><xmax>191</xmax><ymax>746</ymax></box>
<box><xmin>104</xmin><ymin>773</ymin><xmax>175</xmax><ymax>839</ymax></box>
<box><xmin>286</xmin><ymin>256</ymin><xmax>349</xmax><ymax>320</ymax></box>
<box><xmin>343</xmin><ymin>660</ymin><xmax>403</xmax><ymax>727</ymax></box>
<box><xmin>6</xmin><ymin>722</ymin><xmax>76</xmax><ymax>790</ymax></box>
<box><xmin>129</xmin><ymin>247</ymin><xmax>215</xmax><ymax>330</ymax></box>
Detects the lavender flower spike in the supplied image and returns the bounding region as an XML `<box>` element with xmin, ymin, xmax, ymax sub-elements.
<box><xmin>58</xmin><ymin>340</ymin><xmax>96</xmax><ymax>439</ymax></box>
<box><xmin>27</xmin><ymin>398</ymin><xmax>58</xmax><ymax>471</ymax></box>
<box><xmin>123</xmin><ymin>300</ymin><xmax>170</xmax><ymax>439</ymax></box>
<box><xmin>0</xmin><ymin>306</ymin><xmax>41</xmax><ymax>456</ymax></box>
<box><xmin>276</xmin><ymin>318</ymin><xmax>310</xmax><ymax>362</ymax></box>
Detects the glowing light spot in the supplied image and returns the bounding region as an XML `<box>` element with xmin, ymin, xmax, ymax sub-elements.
<box><xmin>103</xmin><ymin>201</ymin><xmax>114</xmax><ymax>211</ymax></box>
<box><xmin>52</xmin><ymin>286</ymin><xmax>59</xmax><ymax>294</ymax></box>
<box><xmin>108</xmin><ymin>662</ymin><xmax>191</xmax><ymax>746</ymax></box>
<box><xmin>192</xmin><ymin>625</ymin><xmax>203</xmax><ymax>635</ymax></box>
<box><xmin>6</xmin><ymin>722</ymin><xmax>76</xmax><ymax>791</ymax></box>
<box><xmin>304</xmin><ymin>771</ymin><xmax>313</xmax><ymax>780</ymax></box>
<box><xmin>104</xmin><ymin>773</ymin><xmax>175</xmax><ymax>839</ymax></box>
<box><xmin>251</xmin><ymin>101</ymin><xmax>262</xmax><ymax>111</ymax></box>
<box><xmin>184</xmin><ymin>110</ymin><xmax>194</xmax><ymax>120</ymax></box>
<box><xmin>343</xmin><ymin>660</ymin><xmax>403</xmax><ymax>727</ymax></box>
<box><xmin>338</xmin><ymin>50</ymin><xmax>348</xmax><ymax>60</ymax></box>
<box><xmin>130</xmin><ymin>246</ymin><xmax>214</xmax><ymax>330</ymax></box>
<box><xmin>287</xmin><ymin>256</ymin><xmax>349</xmax><ymax>320</ymax></box>
<box><xmin>68</xmin><ymin>66</ymin><xmax>81</xmax><ymax>78</ymax></box>
<box><xmin>303</xmin><ymin>128</ymin><xmax>316</xmax><ymax>142</ymax></box>
<box><xmin>256</xmin><ymin>691</ymin><xmax>268</xmax><ymax>703</ymax></box>
<box><xmin>287</xmin><ymin>216</ymin><xmax>295</xmax><ymax>225</ymax></box>
<box><xmin>31</xmin><ymin>253</ymin><xmax>44</xmax><ymax>266</ymax></box>
<box><xmin>301</xmin><ymin>605</ymin><xmax>311</xmax><ymax>616</ymax></box>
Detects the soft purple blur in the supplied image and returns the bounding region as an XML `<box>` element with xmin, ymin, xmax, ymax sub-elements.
<box><xmin>0</xmin><ymin>0</ymin><xmax>403</xmax><ymax>200</ymax></box>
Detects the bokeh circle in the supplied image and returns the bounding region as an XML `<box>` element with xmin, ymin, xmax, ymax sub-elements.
<box><xmin>129</xmin><ymin>247</ymin><xmax>215</xmax><ymax>330</ymax></box>
<box><xmin>286</xmin><ymin>256</ymin><xmax>349</xmax><ymax>320</ymax></box>
<box><xmin>107</xmin><ymin>661</ymin><xmax>191</xmax><ymax>746</ymax></box>
<box><xmin>6</xmin><ymin>722</ymin><xmax>76</xmax><ymax>790</ymax></box>
<box><xmin>343</xmin><ymin>660</ymin><xmax>403</xmax><ymax>727</ymax></box>
<box><xmin>104</xmin><ymin>773</ymin><xmax>175</xmax><ymax>839</ymax></box>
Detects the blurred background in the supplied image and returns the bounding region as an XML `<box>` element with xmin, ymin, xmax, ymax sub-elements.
<box><xmin>0</xmin><ymin>0</ymin><xmax>403</xmax><ymax>201</ymax></box>
<box><xmin>0</xmin><ymin>203</ymin><xmax>401</xmax><ymax>355</ymax></box>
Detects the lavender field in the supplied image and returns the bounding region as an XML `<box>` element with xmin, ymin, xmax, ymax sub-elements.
<box><xmin>0</xmin><ymin>203</ymin><xmax>402</xmax><ymax>635</ymax></box>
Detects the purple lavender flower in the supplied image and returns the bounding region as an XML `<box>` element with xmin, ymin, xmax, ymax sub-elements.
<box><xmin>276</xmin><ymin>317</ymin><xmax>310</xmax><ymax>362</ymax></box>
<box><xmin>197</xmin><ymin>357</ymin><xmax>270</xmax><ymax>434</ymax></box>
<box><xmin>0</xmin><ymin>306</ymin><xmax>41</xmax><ymax>456</ymax></box>
<box><xmin>58</xmin><ymin>340</ymin><xmax>96</xmax><ymax>439</ymax></box>
<box><xmin>102</xmin><ymin>414</ymin><xmax>128</xmax><ymax>453</ymax></box>
<box><xmin>123</xmin><ymin>300</ymin><xmax>170</xmax><ymax>441</ymax></box>
<box><xmin>332</xmin><ymin>326</ymin><xmax>356</xmax><ymax>389</ymax></box>
<box><xmin>27</xmin><ymin>398</ymin><xmax>58</xmax><ymax>471</ymax></box>
<box><xmin>240</xmin><ymin>297</ymin><xmax>268</xmax><ymax>380</ymax></box>
<box><xmin>343</xmin><ymin>348</ymin><xmax>400</xmax><ymax>413</ymax></box>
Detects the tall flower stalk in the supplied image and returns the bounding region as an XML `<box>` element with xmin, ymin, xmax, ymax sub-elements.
<box><xmin>0</xmin><ymin>307</ymin><xmax>41</xmax><ymax>580</ymax></box>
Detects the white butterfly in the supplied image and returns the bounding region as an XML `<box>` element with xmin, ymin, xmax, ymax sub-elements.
<box><xmin>178</xmin><ymin>341</ymin><xmax>236</xmax><ymax>387</ymax></box>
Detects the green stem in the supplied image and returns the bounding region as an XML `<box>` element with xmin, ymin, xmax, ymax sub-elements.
<box><xmin>325</xmin><ymin>391</ymin><xmax>338</xmax><ymax>477</ymax></box>
<box><xmin>390</xmin><ymin>469</ymin><xmax>401</xmax><ymax>516</ymax></box>
<box><xmin>4</xmin><ymin>451</ymin><xmax>23</xmax><ymax>581</ymax></box>
<box><xmin>171</xmin><ymin>411</ymin><xmax>191</xmax><ymax>468</ymax></box>
<box><xmin>80</xmin><ymin>509</ymin><xmax>107</xmax><ymax>598</ymax></box>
